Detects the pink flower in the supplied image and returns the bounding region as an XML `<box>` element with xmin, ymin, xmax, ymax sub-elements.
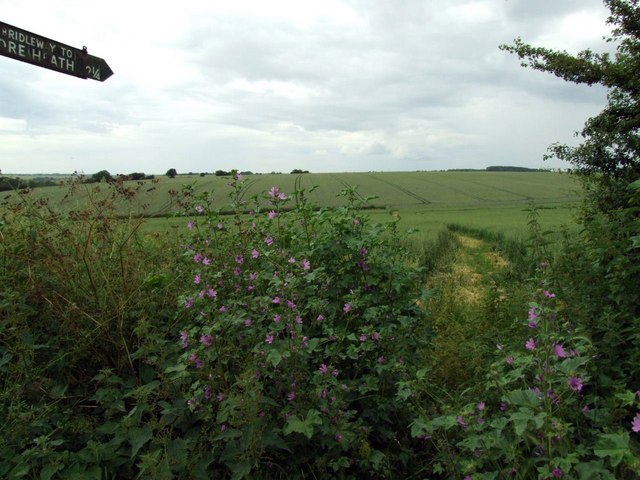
<box><xmin>265</xmin><ymin>236</ymin><xmax>274</xmax><ymax>246</ymax></box>
<box><xmin>265</xmin><ymin>334</ymin><xmax>275</xmax><ymax>344</ymax></box>
<box><xmin>551</xmin><ymin>467</ymin><xmax>563</xmax><ymax>477</ymax></box>
<box><xmin>457</xmin><ymin>416</ymin><xmax>467</xmax><ymax>429</ymax></box>
<box><xmin>335</xmin><ymin>433</ymin><xmax>344</xmax><ymax>442</ymax></box>
<box><xmin>287</xmin><ymin>391</ymin><xmax>296</xmax><ymax>401</ymax></box>
<box><xmin>217</xmin><ymin>392</ymin><xmax>225</xmax><ymax>402</ymax></box>
<box><xmin>251</xmin><ymin>249</ymin><xmax>260</xmax><ymax>259</ymax></box>
<box><xmin>244</xmin><ymin>319</ymin><xmax>253</xmax><ymax>327</ymax></box>
<box><xmin>568</xmin><ymin>376</ymin><xmax>584</xmax><ymax>392</ymax></box>
<box><xmin>195</xmin><ymin>205</ymin><xmax>205</xmax><ymax>214</ymax></box>
<box><xmin>554</xmin><ymin>343</ymin><xmax>567</xmax><ymax>358</ymax></box>
<box><xmin>544</xmin><ymin>290</ymin><xmax>556</xmax><ymax>299</ymax></box>
<box><xmin>343</xmin><ymin>303</ymin><xmax>353</xmax><ymax>313</ymax></box>
<box><xmin>525</xmin><ymin>338</ymin><xmax>536</xmax><ymax>351</ymax></box>
<box><xmin>317</xmin><ymin>314</ymin><xmax>325</xmax><ymax>322</ymax></box>
<box><xmin>528</xmin><ymin>306</ymin><xmax>539</xmax><ymax>321</ymax></box>
<box><xmin>287</xmin><ymin>300</ymin><xmax>297</xmax><ymax>309</ymax></box>
<box><xmin>202</xmin><ymin>257</ymin><xmax>211</xmax><ymax>266</ymax></box>
<box><xmin>359</xmin><ymin>334</ymin><xmax>368</xmax><ymax>342</ymax></box>
<box><xmin>200</xmin><ymin>334</ymin><xmax>213</xmax><ymax>347</ymax></box>
<box><xmin>268</xmin><ymin>210</ymin><xmax>278</xmax><ymax>219</ymax></box>
<box><xmin>274</xmin><ymin>314</ymin><xmax>282</xmax><ymax>323</ymax></box>
<box><xmin>302</xmin><ymin>259</ymin><xmax>311</xmax><ymax>270</ymax></box>
<box><xmin>194</xmin><ymin>274</ymin><xmax>202</xmax><ymax>285</ymax></box>
<box><xmin>631</xmin><ymin>412</ymin><xmax>640</xmax><ymax>433</ymax></box>
<box><xmin>319</xmin><ymin>364</ymin><xmax>329</xmax><ymax>374</ymax></box>
<box><xmin>477</xmin><ymin>402</ymin><xmax>485</xmax><ymax>411</ymax></box>
<box><xmin>187</xmin><ymin>221</ymin><xmax>195</xmax><ymax>230</ymax></box>
<box><xmin>273</xmin><ymin>296</ymin><xmax>281</xmax><ymax>304</ymax></box>
<box><xmin>505</xmin><ymin>356</ymin><xmax>514</xmax><ymax>365</ymax></box>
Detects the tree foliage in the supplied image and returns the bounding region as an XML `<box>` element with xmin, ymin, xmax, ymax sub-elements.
<box><xmin>166</xmin><ymin>168</ymin><xmax>178</xmax><ymax>178</ymax></box>
<box><xmin>501</xmin><ymin>0</ymin><xmax>640</xmax><ymax>210</ymax></box>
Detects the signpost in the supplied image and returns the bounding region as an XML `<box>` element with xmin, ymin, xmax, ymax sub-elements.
<box><xmin>0</xmin><ymin>21</ymin><xmax>113</xmax><ymax>81</ymax></box>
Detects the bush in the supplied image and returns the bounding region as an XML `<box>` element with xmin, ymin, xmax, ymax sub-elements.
<box><xmin>172</xmin><ymin>172</ymin><xmax>433</xmax><ymax>477</ymax></box>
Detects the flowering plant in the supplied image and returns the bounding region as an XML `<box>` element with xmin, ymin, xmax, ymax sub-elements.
<box><xmin>174</xmin><ymin>173</ymin><xmax>432</xmax><ymax>477</ymax></box>
<box><xmin>411</xmin><ymin>284</ymin><xmax>640</xmax><ymax>478</ymax></box>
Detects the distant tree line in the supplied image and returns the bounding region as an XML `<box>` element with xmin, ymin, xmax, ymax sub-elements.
<box><xmin>0</xmin><ymin>175</ymin><xmax>60</xmax><ymax>192</ymax></box>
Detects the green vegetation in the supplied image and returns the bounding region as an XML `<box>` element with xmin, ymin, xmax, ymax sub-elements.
<box><xmin>2</xmin><ymin>1</ymin><xmax>640</xmax><ymax>477</ymax></box>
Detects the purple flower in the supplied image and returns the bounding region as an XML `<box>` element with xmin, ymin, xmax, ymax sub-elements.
<box><xmin>568</xmin><ymin>376</ymin><xmax>584</xmax><ymax>392</ymax></box>
<box><xmin>287</xmin><ymin>300</ymin><xmax>297</xmax><ymax>309</ymax></box>
<box><xmin>179</xmin><ymin>331</ymin><xmax>189</xmax><ymax>349</ymax></box>
<box><xmin>268</xmin><ymin>186</ymin><xmax>288</xmax><ymax>200</ymax></box>
<box><xmin>457</xmin><ymin>415</ymin><xmax>467</xmax><ymax>429</ymax></box>
<box><xmin>343</xmin><ymin>303</ymin><xmax>353</xmax><ymax>313</ymax></box>
<box><xmin>202</xmin><ymin>257</ymin><xmax>211</xmax><ymax>266</ymax></box>
<box><xmin>371</xmin><ymin>331</ymin><xmax>381</xmax><ymax>341</ymax></box>
<box><xmin>273</xmin><ymin>296</ymin><xmax>281</xmax><ymax>304</ymax></box>
<box><xmin>265</xmin><ymin>236</ymin><xmax>274</xmax><ymax>246</ymax></box>
<box><xmin>359</xmin><ymin>334</ymin><xmax>368</xmax><ymax>342</ymax></box>
<box><xmin>251</xmin><ymin>249</ymin><xmax>260</xmax><ymax>259</ymax></box>
<box><xmin>193</xmin><ymin>253</ymin><xmax>203</xmax><ymax>263</ymax></box>
<box><xmin>505</xmin><ymin>356</ymin><xmax>514</xmax><ymax>365</ymax></box>
<box><xmin>631</xmin><ymin>412</ymin><xmax>640</xmax><ymax>433</ymax></box>
<box><xmin>525</xmin><ymin>338</ymin><xmax>536</xmax><ymax>351</ymax></box>
<box><xmin>204</xmin><ymin>385</ymin><xmax>212</xmax><ymax>401</ymax></box>
<box><xmin>551</xmin><ymin>467</ymin><xmax>563</xmax><ymax>478</ymax></box>
<box><xmin>194</xmin><ymin>274</ymin><xmax>202</xmax><ymax>285</ymax></box>
<box><xmin>268</xmin><ymin>210</ymin><xmax>278</xmax><ymax>219</ymax></box>
<box><xmin>187</xmin><ymin>221</ymin><xmax>195</xmax><ymax>230</ymax></box>
<box><xmin>554</xmin><ymin>343</ymin><xmax>567</xmax><ymax>358</ymax></box>
<box><xmin>288</xmin><ymin>257</ymin><xmax>296</xmax><ymax>264</ymax></box>
<box><xmin>266</xmin><ymin>334</ymin><xmax>275</xmax><ymax>344</ymax></box>
<box><xmin>335</xmin><ymin>433</ymin><xmax>344</xmax><ymax>442</ymax></box>
<box><xmin>235</xmin><ymin>255</ymin><xmax>244</xmax><ymax>264</ymax></box>
<box><xmin>528</xmin><ymin>320</ymin><xmax>539</xmax><ymax>329</ymax></box>
<box><xmin>206</xmin><ymin>288</ymin><xmax>217</xmax><ymax>298</ymax></box>
<box><xmin>528</xmin><ymin>306</ymin><xmax>539</xmax><ymax>321</ymax></box>
<box><xmin>477</xmin><ymin>401</ymin><xmax>485</xmax><ymax>411</ymax></box>
<box><xmin>302</xmin><ymin>259</ymin><xmax>311</xmax><ymax>270</ymax></box>
<box><xmin>200</xmin><ymin>334</ymin><xmax>213</xmax><ymax>347</ymax></box>
<box><xmin>544</xmin><ymin>290</ymin><xmax>556</xmax><ymax>299</ymax></box>
<box><xmin>317</xmin><ymin>314</ymin><xmax>325</xmax><ymax>322</ymax></box>
<box><xmin>287</xmin><ymin>391</ymin><xmax>296</xmax><ymax>401</ymax></box>
<box><xmin>378</xmin><ymin>356</ymin><xmax>385</xmax><ymax>364</ymax></box>
<box><xmin>184</xmin><ymin>298</ymin><xmax>194</xmax><ymax>309</ymax></box>
<box><xmin>189</xmin><ymin>354</ymin><xmax>204</xmax><ymax>369</ymax></box>
<box><xmin>244</xmin><ymin>319</ymin><xmax>253</xmax><ymax>327</ymax></box>
<box><xmin>195</xmin><ymin>205</ymin><xmax>205</xmax><ymax>214</ymax></box>
<box><xmin>273</xmin><ymin>314</ymin><xmax>282</xmax><ymax>323</ymax></box>
<box><xmin>319</xmin><ymin>364</ymin><xmax>329</xmax><ymax>374</ymax></box>
<box><xmin>295</xmin><ymin>316</ymin><xmax>303</xmax><ymax>324</ymax></box>
<box><xmin>500</xmin><ymin>402</ymin><xmax>509</xmax><ymax>412</ymax></box>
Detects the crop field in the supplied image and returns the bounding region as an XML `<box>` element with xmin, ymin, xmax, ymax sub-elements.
<box><xmin>10</xmin><ymin>171</ymin><xmax>582</xmax><ymax>240</ymax></box>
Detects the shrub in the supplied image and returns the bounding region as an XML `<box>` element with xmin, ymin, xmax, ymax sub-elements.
<box><xmin>173</xmin><ymin>172</ymin><xmax>433</xmax><ymax>477</ymax></box>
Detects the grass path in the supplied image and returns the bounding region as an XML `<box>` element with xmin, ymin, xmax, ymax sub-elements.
<box><xmin>423</xmin><ymin>231</ymin><xmax>528</xmax><ymax>401</ymax></box>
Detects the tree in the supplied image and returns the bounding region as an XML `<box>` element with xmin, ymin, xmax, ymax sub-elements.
<box><xmin>501</xmin><ymin>1</ymin><xmax>640</xmax><ymax>393</ymax></box>
<box><xmin>90</xmin><ymin>170</ymin><xmax>112</xmax><ymax>183</ymax></box>
<box><xmin>166</xmin><ymin>168</ymin><xmax>177</xmax><ymax>178</ymax></box>
<box><xmin>501</xmin><ymin>0</ymin><xmax>640</xmax><ymax>211</ymax></box>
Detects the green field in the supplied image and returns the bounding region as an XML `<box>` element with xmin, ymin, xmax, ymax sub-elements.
<box><xmin>10</xmin><ymin>171</ymin><xmax>582</xmax><ymax>240</ymax></box>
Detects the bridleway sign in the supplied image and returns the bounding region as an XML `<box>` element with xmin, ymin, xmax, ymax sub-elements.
<box><xmin>0</xmin><ymin>21</ymin><xmax>113</xmax><ymax>81</ymax></box>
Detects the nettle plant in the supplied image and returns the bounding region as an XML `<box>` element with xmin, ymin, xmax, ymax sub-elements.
<box><xmin>412</xmin><ymin>282</ymin><xmax>640</xmax><ymax>479</ymax></box>
<box><xmin>173</xmin><ymin>173</ymin><xmax>431</xmax><ymax>478</ymax></box>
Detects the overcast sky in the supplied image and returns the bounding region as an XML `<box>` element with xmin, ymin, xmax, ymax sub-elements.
<box><xmin>0</xmin><ymin>0</ymin><xmax>614</xmax><ymax>175</ymax></box>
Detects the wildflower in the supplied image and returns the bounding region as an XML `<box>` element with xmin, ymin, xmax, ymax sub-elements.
<box><xmin>266</xmin><ymin>334</ymin><xmax>275</xmax><ymax>344</ymax></box>
<box><xmin>343</xmin><ymin>303</ymin><xmax>353</xmax><ymax>313</ymax></box>
<box><xmin>505</xmin><ymin>356</ymin><xmax>514</xmax><ymax>365</ymax></box>
<box><xmin>204</xmin><ymin>385</ymin><xmax>212</xmax><ymax>401</ymax></box>
<box><xmin>220</xmin><ymin>424</ymin><xmax>228</xmax><ymax>432</ymax></box>
<box><xmin>268</xmin><ymin>210</ymin><xmax>278</xmax><ymax>219</ymax></box>
<box><xmin>193</xmin><ymin>253</ymin><xmax>203</xmax><ymax>263</ymax></box>
<box><xmin>187</xmin><ymin>221</ymin><xmax>195</xmax><ymax>230</ymax></box>
<box><xmin>287</xmin><ymin>300</ymin><xmax>297</xmax><ymax>309</ymax></box>
<box><xmin>332</xmin><ymin>369</ymin><xmax>339</xmax><ymax>377</ymax></box>
<box><xmin>288</xmin><ymin>257</ymin><xmax>296</xmax><ymax>264</ymax></box>
<box><xmin>179</xmin><ymin>331</ymin><xmax>189</xmax><ymax>349</ymax></box>
<box><xmin>477</xmin><ymin>417</ymin><xmax>485</xmax><ymax>425</ymax></box>
<box><xmin>500</xmin><ymin>402</ymin><xmax>509</xmax><ymax>412</ymax></box>
<box><xmin>568</xmin><ymin>376</ymin><xmax>584</xmax><ymax>392</ymax></box>
<box><xmin>551</xmin><ymin>467</ymin><xmax>563</xmax><ymax>477</ymax></box>
<box><xmin>219</xmin><ymin>305</ymin><xmax>227</xmax><ymax>312</ymax></box>
<box><xmin>295</xmin><ymin>316</ymin><xmax>303</xmax><ymax>324</ymax></box>
<box><xmin>528</xmin><ymin>306</ymin><xmax>539</xmax><ymax>321</ymax></box>
<box><xmin>632</xmin><ymin>412</ymin><xmax>640</xmax><ymax>433</ymax></box>
<box><xmin>244</xmin><ymin>319</ymin><xmax>253</xmax><ymax>327</ymax></box>
<box><xmin>265</xmin><ymin>236</ymin><xmax>274</xmax><ymax>246</ymax></box>
<box><xmin>317</xmin><ymin>314</ymin><xmax>325</xmax><ymax>321</ymax></box>
<box><xmin>319</xmin><ymin>364</ymin><xmax>329</xmax><ymax>374</ymax></box>
<box><xmin>583</xmin><ymin>404</ymin><xmax>590</xmax><ymax>413</ymax></box>
<box><xmin>359</xmin><ymin>334</ymin><xmax>368</xmax><ymax>342</ymax></box>
<box><xmin>477</xmin><ymin>401</ymin><xmax>485</xmax><ymax>411</ymax></box>
<box><xmin>200</xmin><ymin>334</ymin><xmax>213</xmax><ymax>347</ymax></box>
<box><xmin>184</xmin><ymin>298</ymin><xmax>194</xmax><ymax>309</ymax></box>
<box><xmin>194</xmin><ymin>274</ymin><xmax>202</xmax><ymax>285</ymax></box>
<box><xmin>457</xmin><ymin>416</ymin><xmax>467</xmax><ymax>429</ymax></box>
<box><xmin>202</xmin><ymin>257</ymin><xmax>211</xmax><ymax>266</ymax></box>
<box><xmin>378</xmin><ymin>356</ymin><xmax>385</xmax><ymax>364</ymax></box>
<box><xmin>544</xmin><ymin>290</ymin><xmax>556</xmax><ymax>299</ymax></box>
<box><xmin>235</xmin><ymin>255</ymin><xmax>244</xmax><ymax>264</ymax></box>
<box><xmin>302</xmin><ymin>259</ymin><xmax>311</xmax><ymax>270</ymax></box>
<box><xmin>335</xmin><ymin>434</ymin><xmax>344</xmax><ymax>442</ymax></box>
<box><xmin>274</xmin><ymin>314</ymin><xmax>282</xmax><ymax>323</ymax></box>
<box><xmin>206</xmin><ymin>288</ymin><xmax>217</xmax><ymax>298</ymax></box>
<box><xmin>273</xmin><ymin>296</ymin><xmax>281</xmax><ymax>304</ymax></box>
<box><xmin>528</xmin><ymin>320</ymin><xmax>539</xmax><ymax>329</ymax></box>
<box><xmin>251</xmin><ymin>249</ymin><xmax>260</xmax><ymax>259</ymax></box>
<box><xmin>371</xmin><ymin>331</ymin><xmax>381</xmax><ymax>341</ymax></box>
<box><xmin>195</xmin><ymin>205</ymin><xmax>205</xmax><ymax>214</ymax></box>
<box><xmin>189</xmin><ymin>354</ymin><xmax>204</xmax><ymax>369</ymax></box>
<box><xmin>287</xmin><ymin>391</ymin><xmax>296</xmax><ymax>401</ymax></box>
<box><xmin>525</xmin><ymin>338</ymin><xmax>536</xmax><ymax>351</ymax></box>
<box><xmin>554</xmin><ymin>343</ymin><xmax>567</xmax><ymax>358</ymax></box>
<box><xmin>268</xmin><ymin>186</ymin><xmax>288</xmax><ymax>200</ymax></box>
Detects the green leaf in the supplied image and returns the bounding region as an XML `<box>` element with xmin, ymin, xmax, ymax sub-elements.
<box><xmin>229</xmin><ymin>460</ymin><xmax>252</xmax><ymax>480</ymax></box>
<box><xmin>283</xmin><ymin>409</ymin><xmax>322</xmax><ymax>439</ymax></box>
<box><xmin>266</xmin><ymin>349</ymin><xmax>282</xmax><ymax>367</ymax></box>
<box><xmin>509</xmin><ymin>408</ymin><xmax>534</xmax><ymax>436</ymax></box>
<box><xmin>507</xmin><ymin>389</ymin><xmax>541</xmax><ymax>408</ymax></box>
<box><xmin>593</xmin><ymin>432</ymin><xmax>630</xmax><ymax>467</ymax></box>
<box><xmin>614</xmin><ymin>390</ymin><xmax>636</xmax><ymax>406</ymax></box>
<box><xmin>40</xmin><ymin>464</ymin><xmax>63</xmax><ymax>480</ymax></box>
<box><xmin>129</xmin><ymin>425</ymin><xmax>153</xmax><ymax>458</ymax></box>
